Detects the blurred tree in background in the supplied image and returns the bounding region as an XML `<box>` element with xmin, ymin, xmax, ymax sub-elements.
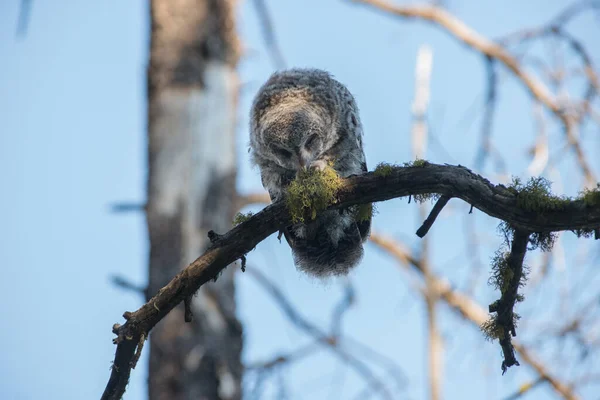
<box><xmin>145</xmin><ymin>1</ymin><xmax>242</xmax><ymax>399</ymax></box>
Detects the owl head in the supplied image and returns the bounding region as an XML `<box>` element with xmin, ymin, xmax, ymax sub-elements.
<box><xmin>250</xmin><ymin>69</ymin><xmax>348</xmax><ymax>172</ymax></box>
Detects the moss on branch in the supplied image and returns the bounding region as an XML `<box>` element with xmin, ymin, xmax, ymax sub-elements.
<box><xmin>286</xmin><ymin>163</ymin><xmax>343</xmax><ymax>223</ymax></box>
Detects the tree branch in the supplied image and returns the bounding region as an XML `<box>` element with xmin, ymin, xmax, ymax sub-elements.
<box><xmin>416</xmin><ymin>194</ymin><xmax>451</xmax><ymax>238</ymax></box>
<box><xmin>351</xmin><ymin>0</ymin><xmax>597</xmax><ymax>185</ymax></box>
<box><xmin>488</xmin><ymin>229</ymin><xmax>531</xmax><ymax>374</ymax></box>
<box><xmin>102</xmin><ymin>163</ymin><xmax>598</xmax><ymax>399</ymax></box>
<box><xmin>369</xmin><ymin>233</ymin><xmax>579</xmax><ymax>400</ymax></box>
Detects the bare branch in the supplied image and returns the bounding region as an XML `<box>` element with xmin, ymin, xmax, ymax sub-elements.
<box><xmin>16</xmin><ymin>0</ymin><xmax>33</xmax><ymax>38</ymax></box>
<box><xmin>369</xmin><ymin>233</ymin><xmax>579</xmax><ymax>400</ymax></box>
<box><xmin>245</xmin><ymin>341</ymin><xmax>322</xmax><ymax>371</ymax></box>
<box><xmin>475</xmin><ymin>56</ymin><xmax>506</xmax><ymax>173</ymax></box>
<box><xmin>251</xmin><ymin>0</ymin><xmax>287</xmax><ymax>69</ymax></box>
<box><xmin>236</xmin><ymin>192</ymin><xmax>271</xmax><ymax>210</ymax></box>
<box><xmin>351</xmin><ymin>0</ymin><xmax>597</xmax><ymax>185</ymax></box>
<box><xmin>330</xmin><ymin>280</ymin><xmax>355</xmax><ymax>337</ymax></box>
<box><xmin>416</xmin><ymin>195</ymin><xmax>451</xmax><ymax>238</ymax></box>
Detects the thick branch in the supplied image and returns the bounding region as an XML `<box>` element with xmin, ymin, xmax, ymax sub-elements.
<box><xmin>102</xmin><ymin>163</ymin><xmax>598</xmax><ymax>399</ymax></box>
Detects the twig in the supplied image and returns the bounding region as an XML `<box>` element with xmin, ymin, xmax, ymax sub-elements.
<box><xmin>109</xmin><ymin>202</ymin><xmax>145</xmax><ymax>213</ymax></box>
<box><xmin>130</xmin><ymin>334</ymin><xmax>146</xmax><ymax>369</ymax></box>
<box><xmin>183</xmin><ymin>295</ymin><xmax>193</xmax><ymax>322</ymax></box>
<box><xmin>245</xmin><ymin>341</ymin><xmax>322</xmax><ymax>371</ymax></box>
<box><xmin>475</xmin><ymin>56</ymin><xmax>506</xmax><ymax>173</ymax></box>
<box><xmin>111</xmin><ymin>275</ymin><xmax>146</xmax><ymax>295</ymax></box>
<box><xmin>251</xmin><ymin>0</ymin><xmax>287</xmax><ymax>69</ymax></box>
<box><xmin>330</xmin><ymin>281</ymin><xmax>355</xmax><ymax>337</ymax></box>
<box><xmin>550</xmin><ymin>0</ymin><xmax>600</xmax><ymax>26</ymax></box>
<box><xmin>499</xmin><ymin>25</ymin><xmax>600</xmax><ymax>120</ymax></box>
<box><xmin>16</xmin><ymin>0</ymin><xmax>33</xmax><ymax>38</ymax></box>
<box><xmin>416</xmin><ymin>195</ymin><xmax>451</xmax><ymax>238</ymax></box>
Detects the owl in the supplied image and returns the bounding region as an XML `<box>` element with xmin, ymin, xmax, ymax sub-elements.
<box><xmin>249</xmin><ymin>68</ymin><xmax>371</xmax><ymax>277</ymax></box>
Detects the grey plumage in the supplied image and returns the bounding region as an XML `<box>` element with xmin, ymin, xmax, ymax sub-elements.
<box><xmin>249</xmin><ymin>68</ymin><xmax>371</xmax><ymax>277</ymax></box>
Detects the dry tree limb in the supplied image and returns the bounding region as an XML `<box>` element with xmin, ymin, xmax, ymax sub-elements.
<box><xmin>102</xmin><ymin>162</ymin><xmax>599</xmax><ymax>399</ymax></box>
<box><xmin>351</xmin><ymin>0</ymin><xmax>560</xmax><ymax>112</ymax></box>
<box><xmin>369</xmin><ymin>233</ymin><xmax>579</xmax><ymax>400</ymax></box>
<box><xmin>351</xmin><ymin>0</ymin><xmax>597</xmax><ymax>185</ymax></box>
<box><xmin>416</xmin><ymin>194</ymin><xmax>451</xmax><ymax>238</ymax></box>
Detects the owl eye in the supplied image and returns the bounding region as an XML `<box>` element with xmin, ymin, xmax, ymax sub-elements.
<box><xmin>272</xmin><ymin>145</ymin><xmax>292</xmax><ymax>159</ymax></box>
<box><xmin>304</xmin><ymin>134</ymin><xmax>319</xmax><ymax>150</ymax></box>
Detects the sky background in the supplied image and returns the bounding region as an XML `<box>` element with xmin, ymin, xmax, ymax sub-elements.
<box><xmin>0</xmin><ymin>0</ymin><xmax>598</xmax><ymax>399</ymax></box>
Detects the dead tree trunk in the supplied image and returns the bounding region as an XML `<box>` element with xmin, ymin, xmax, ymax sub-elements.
<box><xmin>146</xmin><ymin>1</ymin><xmax>241</xmax><ymax>399</ymax></box>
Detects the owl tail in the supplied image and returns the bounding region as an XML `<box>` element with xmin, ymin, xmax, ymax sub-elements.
<box><xmin>283</xmin><ymin>208</ymin><xmax>371</xmax><ymax>277</ymax></box>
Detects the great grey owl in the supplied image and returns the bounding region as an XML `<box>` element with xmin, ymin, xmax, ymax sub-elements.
<box><xmin>249</xmin><ymin>68</ymin><xmax>371</xmax><ymax>277</ymax></box>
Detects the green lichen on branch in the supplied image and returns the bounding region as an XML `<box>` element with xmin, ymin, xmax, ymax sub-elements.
<box><xmin>509</xmin><ymin>176</ymin><xmax>570</xmax><ymax>212</ymax></box>
<box><xmin>357</xmin><ymin>203</ymin><xmax>373</xmax><ymax>221</ymax></box>
<box><xmin>488</xmin><ymin>248</ymin><xmax>529</xmax><ymax>295</ymax></box>
<box><xmin>580</xmin><ymin>184</ymin><xmax>600</xmax><ymax>207</ymax></box>
<box><xmin>373</xmin><ymin>162</ymin><xmax>396</xmax><ymax>177</ymax></box>
<box><xmin>481</xmin><ymin>313</ymin><xmax>521</xmax><ymax>341</ymax></box>
<box><xmin>233</xmin><ymin>211</ymin><xmax>254</xmax><ymax>226</ymax></box>
<box><xmin>572</xmin><ymin>183</ymin><xmax>599</xmax><ymax>238</ymax></box>
<box><xmin>488</xmin><ymin>250</ymin><xmax>512</xmax><ymax>293</ymax></box>
<box><xmin>403</xmin><ymin>158</ymin><xmax>429</xmax><ymax>168</ymax></box>
<box><xmin>405</xmin><ymin>159</ymin><xmax>439</xmax><ymax>202</ymax></box>
<box><xmin>482</xmin><ymin>229</ymin><xmax>530</xmax><ymax>373</ymax></box>
<box><xmin>286</xmin><ymin>164</ymin><xmax>343</xmax><ymax>223</ymax></box>
<box><xmin>500</xmin><ymin>176</ymin><xmax>572</xmax><ymax>251</ymax></box>
<box><xmin>499</xmin><ymin>221</ymin><xmax>557</xmax><ymax>252</ymax></box>
<box><xmin>354</xmin><ymin>202</ymin><xmax>375</xmax><ymax>222</ymax></box>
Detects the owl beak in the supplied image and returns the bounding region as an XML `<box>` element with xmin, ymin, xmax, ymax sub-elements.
<box><xmin>299</xmin><ymin>155</ymin><xmax>308</xmax><ymax>170</ymax></box>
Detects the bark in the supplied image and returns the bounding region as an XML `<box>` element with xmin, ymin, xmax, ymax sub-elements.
<box><xmin>146</xmin><ymin>1</ymin><xmax>241</xmax><ymax>399</ymax></box>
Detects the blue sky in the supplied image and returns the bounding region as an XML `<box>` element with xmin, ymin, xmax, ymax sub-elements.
<box><xmin>0</xmin><ymin>1</ymin><xmax>598</xmax><ymax>399</ymax></box>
